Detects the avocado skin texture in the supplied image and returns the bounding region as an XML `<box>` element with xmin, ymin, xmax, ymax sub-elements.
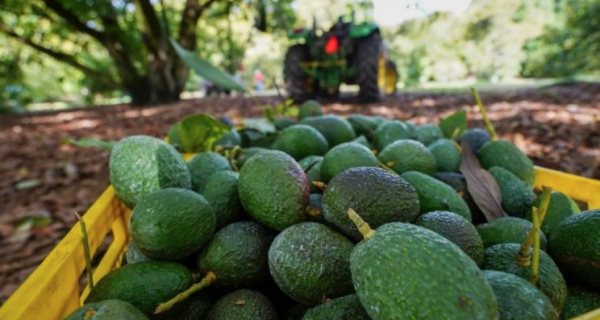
<box><xmin>272</xmin><ymin>124</ymin><xmax>329</xmax><ymax>160</ymax></box>
<box><xmin>125</xmin><ymin>239</ymin><xmax>151</xmax><ymax>264</ymax></box>
<box><xmin>300</xmin><ymin>115</ymin><xmax>356</xmax><ymax>147</ymax></box>
<box><xmin>298</xmin><ymin>156</ymin><xmax>323</xmax><ymax>193</ymax></box>
<box><xmin>306</xmin><ymin>193</ymin><xmax>328</xmax><ymax>224</ymax></box>
<box><xmin>109</xmin><ymin>135</ymin><xmax>191</xmax><ymax>209</ymax></box>
<box><xmin>549</xmin><ymin>210</ymin><xmax>600</xmax><ymax>290</ymax></box>
<box><xmin>479</xmin><ymin>139</ymin><xmax>535</xmax><ymax>185</ymax></box>
<box><xmin>378</xmin><ymin>140</ymin><xmax>437</xmax><ymax>176</ymax></box>
<box><xmin>130</xmin><ymin>188</ymin><xmax>215</xmax><ymax>260</ymax></box>
<box><xmin>560</xmin><ymin>286</ymin><xmax>600</xmax><ymax>320</ymax></box>
<box><xmin>401</xmin><ymin>171</ymin><xmax>472</xmax><ymax>220</ymax></box>
<box><xmin>65</xmin><ymin>300</ymin><xmax>148</xmax><ymax>320</ymax></box>
<box><xmin>428</xmin><ymin>138</ymin><xmax>462</xmax><ymax>172</ymax></box>
<box><xmin>85</xmin><ymin>261</ymin><xmax>193</xmax><ymax>316</ymax></box>
<box><xmin>483</xmin><ymin>270</ymin><xmax>558</xmax><ymax>320</ymax></box>
<box><xmin>459</xmin><ymin>128</ymin><xmax>490</xmax><ymax>156</ymax></box>
<box><xmin>284</xmin><ymin>304</ymin><xmax>308</xmax><ymax>320</ymax></box>
<box><xmin>373</xmin><ymin>120</ymin><xmax>410</xmax><ymax>150</ymax></box>
<box><xmin>477</xmin><ymin>217</ymin><xmax>548</xmax><ymax>250</ymax></box>
<box><xmin>207</xmin><ymin>289</ymin><xmax>278</xmax><ymax>320</ymax></box>
<box><xmin>415</xmin><ymin>211</ymin><xmax>484</xmax><ymax>266</ymax></box>
<box><xmin>524</xmin><ymin>192</ymin><xmax>580</xmax><ymax>236</ymax></box>
<box><xmin>197</xmin><ymin>221</ymin><xmax>273</xmax><ymax>288</ymax></box>
<box><xmin>298</xmin><ymin>100</ymin><xmax>324</xmax><ymax>120</ymax></box>
<box><xmin>239</xmin><ymin>150</ymin><xmax>309</xmax><ymax>231</ymax></box>
<box><xmin>348</xmin><ymin>114</ymin><xmax>379</xmax><ymax>139</ymax></box>
<box><xmin>416</xmin><ymin>124</ymin><xmax>443</xmax><ymax>146</ymax></box>
<box><xmin>187</xmin><ymin>152</ymin><xmax>231</xmax><ymax>193</ymax></box>
<box><xmin>489</xmin><ymin>166</ymin><xmax>535</xmax><ymax>217</ymax></box>
<box><xmin>351</xmin><ymin>223</ymin><xmax>499</xmax><ymax>320</ymax></box>
<box><xmin>404</xmin><ymin>121</ymin><xmax>418</xmax><ymax>139</ymax></box>
<box><xmin>237</xmin><ymin>147</ymin><xmax>268</xmax><ymax>168</ymax></box>
<box><xmin>214</xmin><ymin>129</ymin><xmax>242</xmax><ymax>149</ymax></box>
<box><xmin>482</xmin><ymin>243</ymin><xmax>567</xmax><ymax>312</ymax></box>
<box><xmin>302</xmin><ymin>294</ymin><xmax>370</xmax><ymax>320</ymax></box>
<box><xmin>202</xmin><ymin>171</ymin><xmax>243</xmax><ymax>229</ymax></box>
<box><xmin>323</xmin><ymin>167</ymin><xmax>420</xmax><ymax>241</ymax></box>
<box><xmin>152</xmin><ymin>291</ymin><xmax>215</xmax><ymax>320</ymax></box>
<box><xmin>274</xmin><ymin>117</ymin><xmax>297</xmax><ymax>131</ymax></box>
<box><xmin>320</xmin><ymin>142</ymin><xmax>378</xmax><ymax>182</ymax></box>
<box><xmin>268</xmin><ymin>222</ymin><xmax>355</xmax><ymax>305</ymax></box>
<box><xmin>434</xmin><ymin>172</ymin><xmax>484</xmax><ymax>224</ymax></box>
<box><xmin>352</xmin><ymin>135</ymin><xmax>372</xmax><ymax>149</ymax></box>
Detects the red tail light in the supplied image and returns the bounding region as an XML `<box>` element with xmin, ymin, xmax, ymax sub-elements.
<box><xmin>325</xmin><ymin>37</ymin><xmax>339</xmax><ymax>54</ymax></box>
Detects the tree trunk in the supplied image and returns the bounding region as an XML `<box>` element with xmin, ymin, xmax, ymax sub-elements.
<box><xmin>125</xmin><ymin>71</ymin><xmax>183</xmax><ymax>106</ymax></box>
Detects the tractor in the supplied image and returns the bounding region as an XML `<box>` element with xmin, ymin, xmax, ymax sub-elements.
<box><xmin>283</xmin><ymin>9</ymin><xmax>398</xmax><ymax>103</ymax></box>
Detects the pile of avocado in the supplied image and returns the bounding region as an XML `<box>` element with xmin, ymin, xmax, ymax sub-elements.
<box><xmin>65</xmin><ymin>100</ymin><xmax>600</xmax><ymax>320</ymax></box>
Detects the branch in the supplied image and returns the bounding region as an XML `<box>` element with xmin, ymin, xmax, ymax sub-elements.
<box><xmin>134</xmin><ymin>0</ymin><xmax>164</xmax><ymax>43</ymax></box>
<box><xmin>0</xmin><ymin>23</ymin><xmax>116</xmax><ymax>87</ymax></box>
<box><xmin>42</xmin><ymin>0</ymin><xmax>105</xmax><ymax>42</ymax></box>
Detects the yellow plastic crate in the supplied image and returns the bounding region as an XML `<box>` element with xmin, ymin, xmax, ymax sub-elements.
<box><xmin>1</xmin><ymin>166</ymin><xmax>599</xmax><ymax>320</ymax></box>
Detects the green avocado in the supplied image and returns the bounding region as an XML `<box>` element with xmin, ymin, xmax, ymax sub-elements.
<box><xmin>373</xmin><ymin>120</ymin><xmax>411</xmax><ymax>150</ymax></box>
<box><xmin>560</xmin><ymin>286</ymin><xmax>600</xmax><ymax>320</ymax></box>
<box><xmin>109</xmin><ymin>135</ymin><xmax>191</xmax><ymax>209</ymax></box>
<box><xmin>298</xmin><ymin>155</ymin><xmax>323</xmax><ymax>193</ymax></box>
<box><xmin>302</xmin><ymin>294</ymin><xmax>370</xmax><ymax>320</ymax></box>
<box><xmin>401</xmin><ymin>171</ymin><xmax>471</xmax><ymax>220</ymax></box>
<box><xmin>549</xmin><ymin>210</ymin><xmax>600</xmax><ymax>290</ymax></box>
<box><xmin>197</xmin><ymin>221</ymin><xmax>273</xmax><ymax>289</ymax></box>
<box><xmin>300</xmin><ymin>115</ymin><xmax>356</xmax><ymax>147</ymax></box>
<box><xmin>186</xmin><ymin>152</ymin><xmax>231</xmax><ymax>193</ymax></box>
<box><xmin>476</xmin><ymin>217</ymin><xmax>548</xmax><ymax>250</ymax></box>
<box><xmin>306</xmin><ymin>193</ymin><xmax>327</xmax><ymax>224</ymax></box>
<box><xmin>323</xmin><ymin>167</ymin><xmax>420</xmax><ymax>241</ymax></box>
<box><xmin>428</xmin><ymin>138</ymin><xmax>462</xmax><ymax>172</ymax></box>
<box><xmin>347</xmin><ymin>114</ymin><xmax>379</xmax><ymax>139</ymax></box>
<box><xmin>459</xmin><ymin>128</ymin><xmax>490</xmax><ymax>156</ymax></box>
<box><xmin>202</xmin><ymin>171</ymin><xmax>243</xmax><ymax>229</ymax></box>
<box><xmin>284</xmin><ymin>304</ymin><xmax>308</xmax><ymax>320</ymax></box>
<box><xmin>479</xmin><ymin>139</ymin><xmax>535</xmax><ymax>185</ymax></box>
<box><xmin>272</xmin><ymin>124</ymin><xmax>329</xmax><ymax>160</ymax></box>
<box><xmin>351</xmin><ymin>223</ymin><xmax>499</xmax><ymax>320</ymax></box>
<box><xmin>268</xmin><ymin>222</ymin><xmax>355</xmax><ymax>305</ymax></box>
<box><xmin>378</xmin><ymin>140</ymin><xmax>437</xmax><ymax>175</ymax></box>
<box><xmin>482</xmin><ymin>243</ymin><xmax>567</xmax><ymax>312</ymax></box>
<box><xmin>130</xmin><ymin>188</ymin><xmax>215</xmax><ymax>261</ymax></box>
<box><xmin>489</xmin><ymin>166</ymin><xmax>535</xmax><ymax>217</ymax></box>
<box><xmin>239</xmin><ymin>150</ymin><xmax>309</xmax><ymax>230</ymax></box>
<box><xmin>416</xmin><ymin>123</ymin><xmax>443</xmax><ymax>146</ymax></box>
<box><xmin>404</xmin><ymin>121</ymin><xmax>418</xmax><ymax>139</ymax></box>
<box><xmin>524</xmin><ymin>191</ymin><xmax>580</xmax><ymax>235</ymax></box>
<box><xmin>152</xmin><ymin>291</ymin><xmax>215</xmax><ymax>320</ymax></box>
<box><xmin>415</xmin><ymin>211</ymin><xmax>484</xmax><ymax>266</ymax></box>
<box><xmin>65</xmin><ymin>300</ymin><xmax>148</xmax><ymax>320</ymax></box>
<box><xmin>483</xmin><ymin>270</ymin><xmax>558</xmax><ymax>320</ymax></box>
<box><xmin>352</xmin><ymin>135</ymin><xmax>372</xmax><ymax>149</ymax></box>
<box><xmin>320</xmin><ymin>142</ymin><xmax>378</xmax><ymax>182</ymax></box>
<box><xmin>207</xmin><ymin>289</ymin><xmax>278</xmax><ymax>320</ymax></box>
<box><xmin>298</xmin><ymin>100</ymin><xmax>324</xmax><ymax>120</ymax></box>
<box><xmin>85</xmin><ymin>261</ymin><xmax>193</xmax><ymax>316</ymax></box>
<box><xmin>236</xmin><ymin>147</ymin><xmax>268</xmax><ymax>168</ymax></box>
<box><xmin>214</xmin><ymin>129</ymin><xmax>242</xmax><ymax>149</ymax></box>
<box><xmin>274</xmin><ymin>117</ymin><xmax>297</xmax><ymax>130</ymax></box>
<box><xmin>238</xmin><ymin>129</ymin><xmax>265</xmax><ymax>148</ymax></box>
<box><xmin>125</xmin><ymin>239</ymin><xmax>151</xmax><ymax>264</ymax></box>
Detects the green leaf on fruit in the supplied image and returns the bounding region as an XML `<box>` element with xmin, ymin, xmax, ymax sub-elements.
<box><xmin>177</xmin><ymin>114</ymin><xmax>232</xmax><ymax>153</ymax></box>
<box><xmin>439</xmin><ymin>109</ymin><xmax>467</xmax><ymax>139</ymax></box>
<box><xmin>65</xmin><ymin>138</ymin><xmax>116</xmax><ymax>150</ymax></box>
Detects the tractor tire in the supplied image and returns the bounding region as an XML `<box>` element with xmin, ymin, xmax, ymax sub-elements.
<box><xmin>356</xmin><ymin>33</ymin><xmax>384</xmax><ymax>102</ymax></box>
<box><xmin>284</xmin><ymin>44</ymin><xmax>313</xmax><ymax>103</ymax></box>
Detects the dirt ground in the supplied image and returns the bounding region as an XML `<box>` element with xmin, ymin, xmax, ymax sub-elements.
<box><xmin>0</xmin><ymin>83</ymin><xmax>599</xmax><ymax>303</ymax></box>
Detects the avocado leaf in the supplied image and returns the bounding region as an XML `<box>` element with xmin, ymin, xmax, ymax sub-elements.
<box><xmin>177</xmin><ymin>114</ymin><xmax>232</xmax><ymax>153</ymax></box>
<box><xmin>439</xmin><ymin>109</ymin><xmax>467</xmax><ymax>139</ymax></box>
<box><xmin>65</xmin><ymin>138</ymin><xmax>116</xmax><ymax>150</ymax></box>
<box><xmin>242</xmin><ymin>118</ymin><xmax>276</xmax><ymax>133</ymax></box>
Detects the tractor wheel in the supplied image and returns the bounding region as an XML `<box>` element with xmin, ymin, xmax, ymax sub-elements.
<box><xmin>385</xmin><ymin>60</ymin><xmax>398</xmax><ymax>95</ymax></box>
<box><xmin>356</xmin><ymin>32</ymin><xmax>385</xmax><ymax>102</ymax></box>
<box><xmin>284</xmin><ymin>44</ymin><xmax>313</xmax><ymax>103</ymax></box>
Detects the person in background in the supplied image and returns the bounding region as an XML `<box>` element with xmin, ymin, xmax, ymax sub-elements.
<box><xmin>254</xmin><ymin>69</ymin><xmax>264</xmax><ymax>93</ymax></box>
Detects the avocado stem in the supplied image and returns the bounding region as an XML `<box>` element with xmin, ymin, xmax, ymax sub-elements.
<box><xmin>155</xmin><ymin>271</ymin><xmax>217</xmax><ymax>314</ymax></box>
<box><xmin>516</xmin><ymin>186</ymin><xmax>552</xmax><ymax>267</ymax></box>
<box><xmin>531</xmin><ymin>205</ymin><xmax>541</xmax><ymax>285</ymax></box>
<box><xmin>312</xmin><ymin>181</ymin><xmax>327</xmax><ymax>191</ymax></box>
<box><xmin>470</xmin><ymin>87</ymin><xmax>498</xmax><ymax>141</ymax></box>
<box><xmin>378</xmin><ymin>161</ymin><xmax>398</xmax><ymax>176</ymax></box>
<box><xmin>305</xmin><ymin>206</ymin><xmax>322</xmax><ymax>217</ymax></box>
<box><xmin>75</xmin><ymin>212</ymin><xmax>94</xmax><ymax>291</ymax></box>
<box><xmin>347</xmin><ymin>208</ymin><xmax>376</xmax><ymax>241</ymax></box>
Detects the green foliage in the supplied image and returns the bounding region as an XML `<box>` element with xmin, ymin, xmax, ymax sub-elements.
<box><xmin>65</xmin><ymin>138</ymin><xmax>116</xmax><ymax>150</ymax></box>
<box><xmin>439</xmin><ymin>110</ymin><xmax>467</xmax><ymax>139</ymax></box>
<box><xmin>175</xmin><ymin>114</ymin><xmax>232</xmax><ymax>153</ymax></box>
